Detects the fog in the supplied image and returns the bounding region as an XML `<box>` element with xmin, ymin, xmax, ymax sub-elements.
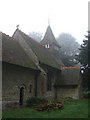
<box><xmin>0</xmin><ymin>0</ymin><xmax>88</xmax><ymax>44</ymax></box>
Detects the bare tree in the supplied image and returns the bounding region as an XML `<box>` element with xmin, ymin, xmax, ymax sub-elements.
<box><xmin>29</xmin><ymin>31</ymin><xmax>43</xmax><ymax>42</ymax></box>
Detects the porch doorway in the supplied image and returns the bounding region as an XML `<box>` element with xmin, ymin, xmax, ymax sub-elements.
<box><xmin>19</xmin><ymin>87</ymin><xmax>24</xmax><ymax>106</ymax></box>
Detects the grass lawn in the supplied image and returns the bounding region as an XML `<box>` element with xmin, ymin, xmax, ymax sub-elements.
<box><xmin>2</xmin><ymin>99</ymin><xmax>89</xmax><ymax>118</ymax></box>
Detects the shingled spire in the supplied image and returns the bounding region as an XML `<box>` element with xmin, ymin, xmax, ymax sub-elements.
<box><xmin>40</xmin><ymin>25</ymin><xmax>64</xmax><ymax>67</ymax></box>
<box><xmin>40</xmin><ymin>25</ymin><xmax>60</xmax><ymax>49</ymax></box>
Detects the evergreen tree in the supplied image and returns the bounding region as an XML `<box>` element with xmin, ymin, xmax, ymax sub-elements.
<box><xmin>77</xmin><ymin>39</ymin><xmax>88</xmax><ymax>66</ymax></box>
<box><xmin>76</xmin><ymin>31</ymin><xmax>89</xmax><ymax>93</ymax></box>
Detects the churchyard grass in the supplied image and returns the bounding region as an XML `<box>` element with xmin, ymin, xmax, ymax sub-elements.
<box><xmin>2</xmin><ymin>98</ymin><xmax>89</xmax><ymax>118</ymax></box>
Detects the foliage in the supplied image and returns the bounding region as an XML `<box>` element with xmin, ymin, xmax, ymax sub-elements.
<box><xmin>76</xmin><ymin>31</ymin><xmax>89</xmax><ymax>91</ymax></box>
<box><xmin>77</xmin><ymin>31</ymin><xmax>90</xmax><ymax>95</ymax></box>
<box><xmin>26</xmin><ymin>96</ymin><xmax>48</xmax><ymax>107</ymax></box>
<box><xmin>76</xmin><ymin>31</ymin><xmax>89</xmax><ymax>66</ymax></box>
<box><xmin>36</xmin><ymin>101</ymin><xmax>63</xmax><ymax>111</ymax></box>
<box><xmin>2</xmin><ymin>99</ymin><xmax>88</xmax><ymax>118</ymax></box>
<box><xmin>76</xmin><ymin>40</ymin><xmax>88</xmax><ymax>66</ymax></box>
<box><xmin>83</xmin><ymin>90</ymin><xmax>90</xmax><ymax>98</ymax></box>
<box><xmin>57</xmin><ymin>33</ymin><xmax>80</xmax><ymax>66</ymax></box>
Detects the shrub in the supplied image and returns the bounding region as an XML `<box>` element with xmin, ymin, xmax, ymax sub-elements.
<box><xmin>36</xmin><ymin>101</ymin><xmax>64</xmax><ymax>112</ymax></box>
<box><xmin>26</xmin><ymin>97</ymin><xmax>48</xmax><ymax>107</ymax></box>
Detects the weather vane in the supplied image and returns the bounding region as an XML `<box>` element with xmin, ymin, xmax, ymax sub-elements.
<box><xmin>16</xmin><ymin>24</ymin><xmax>20</xmax><ymax>29</ymax></box>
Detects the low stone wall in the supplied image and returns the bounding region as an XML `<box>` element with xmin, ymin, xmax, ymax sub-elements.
<box><xmin>2</xmin><ymin>101</ymin><xmax>19</xmax><ymax>110</ymax></box>
<box><xmin>57</xmin><ymin>86</ymin><xmax>80</xmax><ymax>99</ymax></box>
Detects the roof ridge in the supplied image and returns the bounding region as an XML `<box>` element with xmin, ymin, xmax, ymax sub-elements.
<box><xmin>2</xmin><ymin>31</ymin><xmax>20</xmax><ymax>43</ymax></box>
<box><xmin>13</xmin><ymin>29</ymin><xmax>62</xmax><ymax>70</ymax></box>
<box><xmin>1</xmin><ymin>32</ymin><xmax>11</xmax><ymax>38</ymax></box>
<box><xmin>3</xmin><ymin>33</ymin><xmax>39</xmax><ymax>70</ymax></box>
<box><xmin>62</xmin><ymin>66</ymin><xmax>80</xmax><ymax>69</ymax></box>
<box><xmin>18</xmin><ymin>29</ymin><xmax>57</xmax><ymax>51</ymax></box>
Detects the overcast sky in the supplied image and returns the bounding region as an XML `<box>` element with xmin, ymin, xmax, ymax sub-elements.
<box><xmin>0</xmin><ymin>0</ymin><xmax>89</xmax><ymax>44</ymax></box>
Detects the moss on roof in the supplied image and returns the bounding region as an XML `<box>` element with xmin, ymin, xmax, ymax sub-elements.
<box><xmin>55</xmin><ymin>67</ymin><xmax>81</xmax><ymax>86</ymax></box>
<box><xmin>2</xmin><ymin>32</ymin><xmax>39</xmax><ymax>70</ymax></box>
<box><xmin>13</xmin><ymin>29</ymin><xmax>61</xmax><ymax>70</ymax></box>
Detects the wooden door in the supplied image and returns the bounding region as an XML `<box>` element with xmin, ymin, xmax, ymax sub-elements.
<box><xmin>19</xmin><ymin>87</ymin><xmax>24</xmax><ymax>106</ymax></box>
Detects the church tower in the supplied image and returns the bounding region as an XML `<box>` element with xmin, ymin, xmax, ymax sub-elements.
<box><xmin>40</xmin><ymin>25</ymin><xmax>64</xmax><ymax>67</ymax></box>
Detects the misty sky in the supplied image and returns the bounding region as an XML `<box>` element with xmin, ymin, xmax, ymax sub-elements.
<box><xmin>0</xmin><ymin>0</ymin><xmax>89</xmax><ymax>44</ymax></box>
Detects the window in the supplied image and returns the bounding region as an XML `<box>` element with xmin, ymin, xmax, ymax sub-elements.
<box><xmin>47</xmin><ymin>44</ymin><xmax>50</xmax><ymax>48</ymax></box>
<box><xmin>45</xmin><ymin>45</ymin><xmax>47</xmax><ymax>48</ymax></box>
<box><xmin>45</xmin><ymin>44</ymin><xmax>50</xmax><ymax>48</ymax></box>
<box><xmin>29</xmin><ymin>84</ymin><xmax>32</xmax><ymax>93</ymax></box>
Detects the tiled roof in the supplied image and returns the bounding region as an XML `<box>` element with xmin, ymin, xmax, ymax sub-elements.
<box><xmin>13</xmin><ymin>29</ymin><xmax>61</xmax><ymax>70</ymax></box>
<box><xmin>2</xmin><ymin>32</ymin><xmax>39</xmax><ymax>70</ymax></box>
<box><xmin>55</xmin><ymin>67</ymin><xmax>81</xmax><ymax>86</ymax></box>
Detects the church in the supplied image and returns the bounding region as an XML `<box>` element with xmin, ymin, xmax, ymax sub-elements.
<box><xmin>1</xmin><ymin>24</ymin><xmax>82</xmax><ymax>109</ymax></box>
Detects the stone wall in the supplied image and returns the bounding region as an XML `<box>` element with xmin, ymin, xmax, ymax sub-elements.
<box><xmin>39</xmin><ymin>64</ymin><xmax>59</xmax><ymax>100</ymax></box>
<box><xmin>2</xmin><ymin>62</ymin><xmax>60</xmax><ymax>109</ymax></box>
<box><xmin>2</xmin><ymin>62</ymin><xmax>37</xmax><ymax>108</ymax></box>
<box><xmin>37</xmin><ymin>71</ymin><xmax>47</xmax><ymax>97</ymax></box>
<box><xmin>57</xmin><ymin>85</ymin><xmax>80</xmax><ymax>99</ymax></box>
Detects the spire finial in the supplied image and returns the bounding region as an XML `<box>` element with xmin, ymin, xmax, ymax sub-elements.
<box><xmin>16</xmin><ymin>24</ymin><xmax>19</xmax><ymax>29</ymax></box>
<box><xmin>48</xmin><ymin>16</ymin><xmax>50</xmax><ymax>26</ymax></box>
